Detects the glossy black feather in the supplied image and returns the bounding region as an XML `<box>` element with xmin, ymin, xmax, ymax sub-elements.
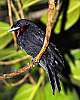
<box><xmin>10</xmin><ymin>19</ymin><xmax>64</xmax><ymax>94</ymax></box>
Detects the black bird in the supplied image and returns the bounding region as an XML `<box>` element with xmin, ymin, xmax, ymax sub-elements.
<box><xmin>8</xmin><ymin>19</ymin><xmax>64</xmax><ymax>94</ymax></box>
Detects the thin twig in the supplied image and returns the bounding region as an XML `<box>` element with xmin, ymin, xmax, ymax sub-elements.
<box><xmin>3</xmin><ymin>74</ymin><xmax>29</xmax><ymax>87</ymax></box>
<box><xmin>11</xmin><ymin>0</ymin><xmax>20</xmax><ymax>20</ymax></box>
<box><xmin>7</xmin><ymin>0</ymin><xmax>13</xmax><ymax>25</ymax></box>
<box><xmin>29</xmin><ymin>74</ymin><xmax>36</xmax><ymax>85</ymax></box>
<box><xmin>28</xmin><ymin>75</ymin><xmax>44</xmax><ymax>100</ymax></box>
<box><xmin>0</xmin><ymin>63</ymin><xmax>33</xmax><ymax>80</ymax></box>
<box><xmin>10</xmin><ymin>74</ymin><xmax>36</xmax><ymax>87</ymax></box>
<box><xmin>7</xmin><ymin>0</ymin><xmax>17</xmax><ymax>48</ymax></box>
<box><xmin>0</xmin><ymin>55</ymin><xmax>31</xmax><ymax>65</ymax></box>
<box><xmin>53</xmin><ymin>1</ymin><xmax>62</xmax><ymax>24</ymax></box>
<box><xmin>10</xmin><ymin>74</ymin><xmax>30</xmax><ymax>87</ymax></box>
<box><xmin>3</xmin><ymin>74</ymin><xmax>36</xmax><ymax>87</ymax></box>
<box><xmin>16</xmin><ymin>0</ymin><xmax>24</xmax><ymax>18</ymax></box>
<box><xmin>3</xmin><ymin>80</ymin><xmax>11</xmax><ymax>87</ymax></box>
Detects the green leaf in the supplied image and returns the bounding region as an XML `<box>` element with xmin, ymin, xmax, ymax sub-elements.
<box><xmin>65</xmin><ymin>54</ymin><xmax>80</xmax><ymax>81</ymax></box>
<box><xmin>0</xmin><ymin>33</ymin><xmax>12</xmax><ymax>49</ymax></box>
<box><xmin>0</xmin><ymin>49</ymin><xmax>26</xmax><ymax>60</ymax></box>
<box><xmin>71</xmin><ymin>63</ymin><xmax>80</xmax><ymax>80</ymax></box>
<box><xmin>14</xmin><ymin>83</ymin><xmax>45</xmax><ymax>100</ymax></box>
<box><xmin>23</xmin><ymin>0</ymin><xmax>41</xmax><ymax>9</ymax></box>
<box><xmin>0</xmin><ymin>21</ymin><xmax>10</xmax><ymax>29</ymax></box>
<box><xmin>41</xmin><ymin>12</ymin><xmax>47</xmax><ymax>25</ymax></box>
<box><xmin>14</xmin><ymin>76</ymin><xmax>44</xmax><ymax>100</ymax></box>
<box><xmin>41</xmin><ymin>0</ymin><xmax>80</xmax><ymax>33</ymax></box>
<box><xmin>0</xmin><ymin>0</ymin><xmax>6</xmax><ymax>5</ymax></box>
<box><xmin>0</xmin><ymin>22</ymin><xmax>12</xmax><ymax>49</ymax></box>
<box><xmin>14</xmin><ymin>84</ymin><xmax>35</xmax><ymax>100</ymax></box>
<box><xmin>0</xmin><ymin>21</ymin><xmax>10</xmax><ymax>38</ymax></box>
<box><xmin>0</xmin><ymin>48</ymin><xmax>17</xmax><ymax>60</ymax></box>
<box><xmin>55</xmin><ymin>0</ymin><xmax>80</xmax><ymax>33</ymax></box>
<box><xmin>71</xmin><ymin>49</ymin><xmax>80</xmax><ymax>59</ymax></box>
<box><xmin>44</xmin><ymin>83</ymin><xmax>79</xmax><ymax>100</ymax></box>
<box><xmin>34</xmin><ymin>88</ymin><xmax>45</xmax><ymax>100</ymax></box>
<box><xmin>67</xmin><ymin>49</ymin><xmax>80</xmax><ymax>79</ymax></box>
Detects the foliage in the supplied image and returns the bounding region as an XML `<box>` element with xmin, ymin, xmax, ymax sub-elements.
<box><xmin>0</xmin><ymin>0</ymin><xmax>80</xmax><ymax>100</ymax></box>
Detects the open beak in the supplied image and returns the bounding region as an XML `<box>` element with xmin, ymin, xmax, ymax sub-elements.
<box><xmin>8</xmin><ymin>27</ymin><xmax>20</xmax><ymax>32</ymax></box>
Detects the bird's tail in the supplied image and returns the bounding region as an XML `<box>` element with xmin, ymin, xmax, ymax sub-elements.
<box><xmin>46</xmin><ymin>43</ymin><xmax>64</xmax><ymax>94</ymax></box>
<box><xmin>46</xmin><ymin>64</ymin><xmax>61</xmax><ymax>94</ymax></box>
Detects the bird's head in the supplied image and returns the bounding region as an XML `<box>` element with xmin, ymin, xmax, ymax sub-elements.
<box><xmin>8</xmin><ymin>19</ymin><xmax>33</xmax><ymax>37</ymax></box>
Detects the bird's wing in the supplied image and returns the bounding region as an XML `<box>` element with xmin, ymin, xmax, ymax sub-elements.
<box><xmin>24</xmin><ymin>25</ymin><xmax>44</xmax><ymax>57</ymax></box>
<box><xmin>27</xmin><ymin>25</ymin><xmax>44</xmax><ymax>47</ymax></box>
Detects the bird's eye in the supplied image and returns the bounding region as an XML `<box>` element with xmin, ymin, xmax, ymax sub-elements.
<box><xmin>15</xmin><ymin>25</ymin><xmax>29</xmax><ymax>37</ymax></box>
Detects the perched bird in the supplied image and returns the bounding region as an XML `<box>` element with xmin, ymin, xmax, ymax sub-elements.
<box><xmin>8</xmin><ymin>19</ymin><xmax>64</xmax><ymax>94</ymax></box>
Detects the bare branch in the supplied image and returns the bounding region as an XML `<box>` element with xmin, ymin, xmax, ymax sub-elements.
<box><xmin>10</xmin><ymin>74</ymin><xmax>30</xmax><ymax>87</ymax></box>
<box><xmin>7</xmin><ymin>0</ymin><xmax>17</xmax><ymax>48</ymax></box>
<box><xmin>0</xmin><ymin>55</ymin><xmax>31</xmax><ymax>65</ymax></box>
<box><xmin>16</xmin><ymin>0</ymin><xmax>24</xmax><ymax>18</ymax></box>
<box><xmin>11</xmin><ymin>0</ymin><xmax>20</xmax><ymax>20</ymax></box>
<box><xmin>29</xmin><ymin>74</ymin><xmax>36</xmax><ymax>85</ymax></box>
<box><xmin>7</xmin><ymin>0</ymin><xmax>13</xmax><ymax>25</ymax></box>
<box><xmin>0</xmin><ymin>63</ymin><xmax>33</xmax><ymax>80</ymax></box>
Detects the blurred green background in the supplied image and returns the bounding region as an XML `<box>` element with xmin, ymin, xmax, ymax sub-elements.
<box><xmin>0</xmin><ymin>0</ymin><xmax>80</xmax><ymax>100</ymax></box>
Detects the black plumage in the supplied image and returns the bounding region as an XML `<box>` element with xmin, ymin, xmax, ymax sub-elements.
<box><xmin>9</xmin><ymin>19</ymin><xmax>64</xmax><ymax>94</ymax></box>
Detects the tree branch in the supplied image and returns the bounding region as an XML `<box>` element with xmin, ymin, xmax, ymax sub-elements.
<box><xmin>7</xmin><ymin>0</ymin><xmax>17</xmax><ymax>48</ymax></box>
<box><xmin>16</xmin><ymin>0</ymin><xmax>24</xmax><ymax>19</ymax></box>
<box><xmin>0</xmin><ymin>63</ymin><xmax>33</xmax><ymax>80</ymax></box>
<box><xmin>0</xmin><ymin>55</ymin><xmax>31</xmax><ymax>65</ymax></box>
<box><xmin>11</xmin><ymin>0</ymin><xmax>20</xmax><ymax>20</ymax></box>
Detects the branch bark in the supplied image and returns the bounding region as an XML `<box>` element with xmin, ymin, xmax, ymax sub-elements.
<box><xmin>0</xmin><ymin>55</ymin><xmax>31</xmax><ymax>65</ymax></box>
<box><xmin>7</xmin><ymin>0</ymin><xmax>17</xmax><ymax>48</ymax></box>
